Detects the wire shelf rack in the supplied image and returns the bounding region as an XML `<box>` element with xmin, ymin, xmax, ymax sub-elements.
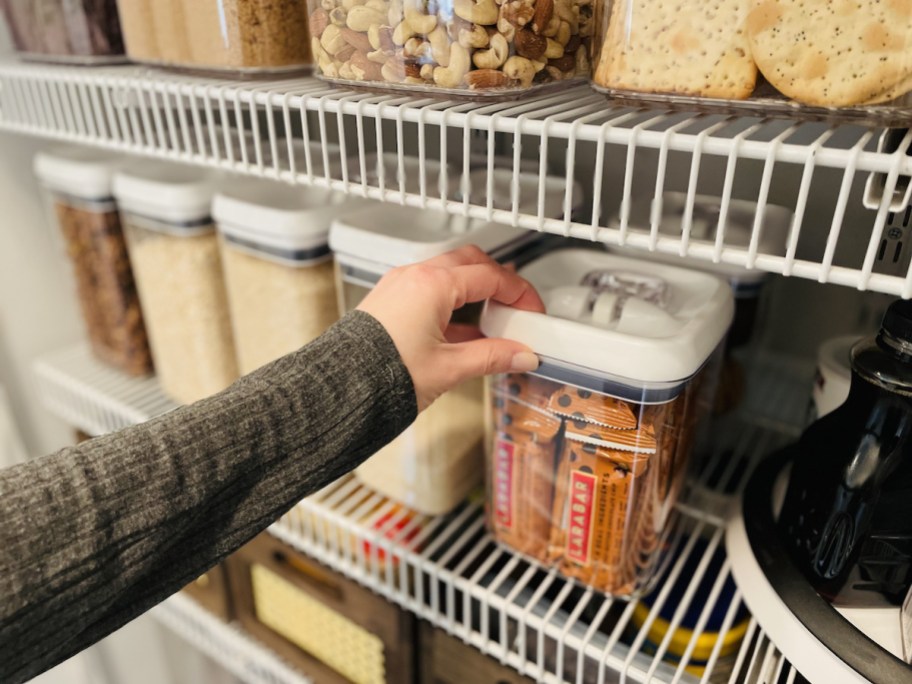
<box><xmin>34</xmin><ymin>344</ymin><xmax>816</xmax><ymax>683</ymax></box>
<box><xmin>152</xmin><ymin>593</ymin><xmax>312</xmax><ymax>684</ymax></box>
<box><xmin>1</xmin><ymin>60</ymin><xmax>912</xmax><ymax>296</ymax></box>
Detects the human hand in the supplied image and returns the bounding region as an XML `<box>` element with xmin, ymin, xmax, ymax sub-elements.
<box><xmin>357</xmin><ymin>245</ymin><xmax>545</xmax><ymax>411</ymax></box>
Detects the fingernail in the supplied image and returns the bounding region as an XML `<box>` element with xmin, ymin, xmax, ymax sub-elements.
<box><xmin>510</xmin><ymin>352</ymin><xmax>539</xmax><ymax>372</ymax></box>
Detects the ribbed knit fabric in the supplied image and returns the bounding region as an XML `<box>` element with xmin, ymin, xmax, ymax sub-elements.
<box><xmin>0</xmin><ymin>311</ymin><xmax>417</xmax><ymax>683</ymax></box>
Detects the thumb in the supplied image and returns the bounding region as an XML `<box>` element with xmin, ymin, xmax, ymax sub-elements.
<box><xmin>445</xmin><ymin>338</ymin><xmax>540</xmax><ymax>384</ymax></box>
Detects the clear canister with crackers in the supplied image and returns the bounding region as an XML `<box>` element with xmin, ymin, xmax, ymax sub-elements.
<box><xmin>481</xmin><ymin>250</ymin><xmax>733</xmax><ymax>596</ymax></box>
<box><xmin>307</xmin><ymin>0</ymin><xmax>592</xmax><ymax>97</ymax></box>
<box><xmin>589</xmin><ymin>0</ymin><xmax>912</xmax><ymax>125</ymax></box>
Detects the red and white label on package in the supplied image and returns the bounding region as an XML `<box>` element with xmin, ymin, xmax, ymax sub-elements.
<box><xmin>566</xmin><ymin>470</ymin><xmax>596</xmax><ymax>565</ymax></box>
<box><xmin>493</xmin><ymin>439</ymin><xmax>515</xmax><ymax>529</ymax></box>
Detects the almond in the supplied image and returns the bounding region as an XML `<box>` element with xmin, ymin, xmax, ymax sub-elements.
<box><xmin>310</xmin><ymin>8</ymin><xmax>330</xmax><ymax>37</ymax></box>
<box><xmin>350</xmin><ymin>51</ymin><xmax>383</xmax><ymax>81</ymax></box>
<box><xmin>514</xmin><ymin>29</ymin><xmax>546</xmax><ymax>59</ymax></box>
<box><xmin>341</xmin><ymin>27</ymin><xmax>373</xmax><ymax>53</ymax></box>
<box><xmin>565</xmin><ymin>34</ymin><xmax>581</xmax><ymax>54</ymax></box>
<box><xmin>465</xmin><ymin>68</ymin><xmax>512</xmax><ymax>88</ymax></box>
<box><xmin>531</xmin><ymin>0</ymin><xmax>553</xmax><ymax>34</ymax></box>
<box><xmin>378</xmin><ymin>26</ymin><xmax>396</xmax><ymax>53</ymax></box>
<box><xmin>336</xmin><ymin>44</ymin><xmax>357</xmax><ymax>62</ymax></box>
<box><xmin>404</xmin><ymin>61</ymin><xmax>422</xmax><ymax>78</ymax></box>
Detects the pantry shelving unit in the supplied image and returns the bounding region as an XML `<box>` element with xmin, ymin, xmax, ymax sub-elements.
<box><xmin>9</xmin><ymin>58</ymin><xmax>906</xmax><ymax>684</ymax></box>
<box><xmin>34</xmin><ymin>343</ymin><xmax>812</xmax><ymax>684</ymax></box>
<box><xmin>1</xmin><ymin>61</ymin><xmax>911</xmax><ymax>295</ymax></box>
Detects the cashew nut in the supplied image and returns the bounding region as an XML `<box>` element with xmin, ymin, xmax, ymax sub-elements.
<box><xmin>320</xmin><ymin>24</ymin><xmax>348</xmax><ymax>55</ymax></box>
<box><xmin>381</xmin><ymin>59</ymin><xmax>404</xmax><ymax>82</ymax></box>
<box><xmin>404</xmin><ymin>3</ymin><xmax>438</xmax><ymax>33</ymax></box>
<box><xmin>403</xmin><ymin>36</ymin><xmax>430</xmax><ymax>58</ymax></box>
<box><xmin>472</xmin><ymin>31</ymin><xmax>508</xmax><ymax>68</ymax></box>
<box><xmin>365</xmin><ymin>0</ymin><xmax>387</xmax><ymax>10</ymax></box>
<box><xmin>532</xmin><ymin>57</ymin><xmax>546</xmax><ymax>72</ymax></box>
<box><xmin>420</xmin><ymin>63</ymin><xmax>435</xmax><ymax>80</ymax></box>
<box><xmin>544</xmin><ymin>37</ymin><xmax>563</xmax><ymax>59</ymax></box>
<box><xmin>368</xmin><ymin>24</ymin><xmax>382</xmax><ymax>49</ymax></box>
<box><xmin>341</xmin><ymin>0</ymin><xmax>359</xmax><ymax>10</ymax></box>
<box><xmin>347</xmin><ymin>6</ymin><xmax>386</xmax><ymax>31</ymax></box>
<box><xmin>556</xmin><ymin>19</ymin><xmax>571</xmax><ymax>46</ymax></box>
<box><xmin>393</xmin><ymin>20</ymin><xmax>416</xmax><ymax>45</ymax></box>
<box><xmin>388</xmin><ymin>0</ymin><xmax>404</xmax><ymax>26</ymax></box>
<box><xmin>433</xmin><ymin>43</ymin><xmax>471</xmax><ymax>88</ymax></box>
<box><xmin>541</xmin><ymin>13</ymin><xmax>560</xmax><ymax>36</ymax></box>
<box><xmin>428</xmin><ymin>26</ymin><xmax>450</xmax><ymax>66</ymax></box>
<box><xmin>454</xmin><ymin>0</ymin><xmax>499</xmax><ymax>25</ymax></box>
<box><xmin>339</xmin><ymin>61</ymin><xmax>357</xmax><ymax>80</ymax></box>
<box><xmin>503</xmin><ymin>55</ymin><xmax>535</xmax><ymax>86</ymax></box>
<box><xmin>320</xmin><ymin>0</ymin><xmax>335</xmax><ymax>10</ymax></box>
<box><xmin>497</xmin><ymin>14</ymin><xmax>516</xmax><ymax>41</ymax></box>
<box><xmin>367</xmin><ymin>48</ymin><xmax>388</xmax><ymax>63</ymax></box>
<box><xmin>458</xmin><ymin>24</ymin><xmax>489</xmax><ymax>48</ymax></box>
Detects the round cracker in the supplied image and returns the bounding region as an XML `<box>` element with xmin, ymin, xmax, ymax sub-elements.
<box><xmin>747</xmin><ymin>0</ymin><xmax>912</xmax><ymax>107</ymax></box>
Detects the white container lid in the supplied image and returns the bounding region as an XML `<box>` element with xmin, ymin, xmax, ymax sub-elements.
<box><xmin>610</xmin><ymin>192</ymin><xmax>793</xmax><ymax>289</ymax></box>
<box><xmin>113</xmin><ymin>162</ymin><xmax>218</xmax><ymax>225</ymax></box>
<box><xmin>214</xmin><ymin>179</ymin><xmax>372</xmax><ymax>264</ymax></box>
<box><xmin>330</xmin><ymin>204</ymin><xmax>538</xmax><ymax>275</ymax></box>
<box><xmin>480</xmin><ymin>250</ymin><xmax>734</xmax><ymax>398</ymax></box>
<box><xmin>34</xmin><ymin>147</ymin><xmax>122</xmax><ymax>200</ymax></box>
<box><xmin>465</xmin><ymin>168</ymin><xmax>584</xmax><ymax>219</ymax></box>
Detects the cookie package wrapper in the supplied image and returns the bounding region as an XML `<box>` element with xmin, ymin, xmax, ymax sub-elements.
<box><xmin>481</xmin><ymin>249</ymin><xmax>733</xmax><ymax>596</ymax></box>
<box><xmin>330</xmin><ymin>203</ymin><xmax>546</xmax><ymax>515</ymax></box>
<box><xmin>589</xmin><ymin>0</ymin><xmax>912</xmax><ymax>126</ymax></box>
<box><xmin>306</xmin><ymin>0</ymin><xmax>592</xmax><ymax>98</ymax></box>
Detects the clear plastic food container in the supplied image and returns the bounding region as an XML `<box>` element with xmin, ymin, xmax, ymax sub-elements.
<box><xmin>115</xmin><ymin>0</ymin><xmax>311</xmax><ymax>74</ymax></box>
<box><xmin>0</xmin><ymin>0</ymin><xmax>125</xmax><ymax>63</ymax></box>
<box><xmin>34</xmin><ymin>148</ymin><xmax>152</xmax><ymax>377</ymax></box>
<box><xmin>611</xmin><ymin>192</ymin><xmax>792</xmax><ymax>349</ymax></box>
<box><xmin>330</xmin><ymin>204</ymin><xmax>545</xmax><ymax>515</ymax></box>
<box><xmin>480</xmin><ymin>250</ymin><xmax>733</xmax><ymax>596</ymax></box>
<box><xmin>590</xmin><ymin>0</ymin><xmax>912</xmax><ymax>125</ymax></box>
<box><xmin>114</xmin><ymin>164</ymin><xmax>239</xmax><ymax>405</ymax></box>
<box><xmin>214</xmin><ymin>180</ymin><xmax>372</xmax><ymax>375</ymax></box>
<box><xmin>307</xmin><ymin>0</ymin><xmax>592</xmax><ymax>97</ymax></box>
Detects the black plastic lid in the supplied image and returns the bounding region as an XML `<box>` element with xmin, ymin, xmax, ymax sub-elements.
<box><xmin>881</xmin><ymin>299</ymin><xmax>912</xmax><ymax>344</ymax></box>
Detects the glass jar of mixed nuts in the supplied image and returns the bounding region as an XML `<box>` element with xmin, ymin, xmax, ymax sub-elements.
<box><xmin>308</xmin><ymin>0</ymin><xmax>592</xmax><ymax>96</ymax></box>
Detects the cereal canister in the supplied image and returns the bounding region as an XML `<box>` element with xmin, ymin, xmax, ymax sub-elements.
<box><xmin>480</xmin><ymin>250</ymin><xmax>733</xmax><ymax>596</ymax></box>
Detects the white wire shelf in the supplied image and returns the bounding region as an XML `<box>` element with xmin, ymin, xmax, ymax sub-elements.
<box><xmin>34</xmin><ymin>344</ymin><xmax>816</xmax><ymax>684</ymax></box>
<box><xmin>2</xmin><ymin>60</ymin><xmax>912</xmax><ymax>296</ymax></box>
<box><xmin>151</xmin><ymin>593</ymin><xmax>312</xmax><ymax>684</ymax></box>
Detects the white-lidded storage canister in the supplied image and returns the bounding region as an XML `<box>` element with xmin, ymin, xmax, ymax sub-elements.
<box><xmin>329</xmin><ymin>204</ymin><xmax>545</xmax><ymax>515</ymax></box>
<box><xmin>114</xmin><ymin>162</ymin><xmax>238</xmax><ymax>404</ymax></box>
<box><xmin>480</xmin><ymin>249</ymin><xmax>733</xmax><ymax>596</ymax></box>
<box><xmin>214</xmin><ymin>180</ymin><xmax>372</xmax><ymax>375</ymax></box>
<box><xmin>611</xmin><ymin>192</ymin><xmax>791</xmax><ymax>348</ymax></box>
<box><xmin>34</xmin><ymin>148</ymin><xmax>153</xmax><ymax>377</ymax></box>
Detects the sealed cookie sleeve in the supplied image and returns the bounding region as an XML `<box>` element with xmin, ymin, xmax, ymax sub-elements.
<box><xmin>487</xmin><ymin>374</ymin><xmax>563</xmax><ymax>561</ymax></box>
<box><xmin>480</xmin><ymin>249</ymin><xmax>733</xmax><ymax>597</ymax></box>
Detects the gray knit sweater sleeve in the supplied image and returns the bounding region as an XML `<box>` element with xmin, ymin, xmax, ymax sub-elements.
<box><xmin>0</xmin><ymin>311</ymin><xmax>418</xmax><ymax>683</ymax></box>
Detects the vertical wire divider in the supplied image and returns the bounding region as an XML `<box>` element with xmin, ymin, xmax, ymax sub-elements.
<box><xmin>481</xmin><ymin>553</ymin><xmax>522</xmax><ymax>644</ymax></box>
<box><xmin>246</xmin><ymin>83</ymin><xmax>267</xmax><ymax>175</ymax></box>
<box><xmin>498</xmin><ymin>563</ymin><xmax>540</xmax><ymax>664</ymax></box>
<box><xmin>650</xmin><ymin>116</ymin><xmax>699</xmax><ymax>250</ymax></box>
<box><xmin>596</xmin><ymin>599</ymin><xmax>638</xmax><ymax>684</ymax></box>
<box><xmin>819</xmin><ymin>131</ymin><xmax>875</xmax><ymax>282</ymax></box>
<box><xmin>563</xmin><ymin>110</ymin><xmax>600</xmax><ymax>237</ymax></box>
<box><xmin>574</xmin><ymin>595</ymin><xmax>616</xmax><ymax>684</ymax></box>
<box><xmin>858</xmin><ymin>128</ymin><xmax>912</xmax><ymax>290</ymax></box>
<box><xmin>175</xmin><ymin>85</ymin><xmax>195</xmax><ymax>161</ymax></box>
<box><xmin>713</xmin><ymin>122</ymin><xmax>764</xmax><ymax>263</ymax></box>
<box><xmin>747</xmin><ymin>123</ymin><xmax>800</xmax><ymax>269</ymax></box>
<box><xmin>665</xmin><ymin>125</ymin><xmax>726</xmax><ymax>249</ymax></box>
<box><xmin>462</xmin><ymin>110</ymin><xmax>475</xmax><ymax>216</ymax></box>
<box><xmin>555</xmin><ymin>587</ymin><xmax>595</xmax><ymax>680</ymax></box>
<box><xmin>514</xmin><ymin>567</ymin><xmax>561</xmax><ymax>676</ymax></box>
<box><xmin>188</xmin><ymin>88</ymin><xmax>207</xmax><ymax>162</ymax></box>
<box><xmin>534</xmin><ymin>580</ymin><xmax>576</xmax><ymax>679</ymax></box>
<box><xmin>144</xmin><ymin>82</ymin><xmax>166</xmax><ymax>152</ymax></box>
<box><xmin>783</xmin><ymin>127</ymin><xmax>835</xmax><ymax>278</ymax></box>
<box><xmin>620</xmin><ymin>523</ymin><xmax>706</xmax><ymax>681</ymax></box>
<box><xmin>160</xmin><ymin>81</ymin><xmax>181</xmax><ymax>156</ymax></box>
<box><xmin>643</xmin><ymin>527</ymin><xmax>726</xmax><ymax>680</ymax></box>
<box><xmin>695</xmin><ymin>585</ymin><xmax>747</xmax><ymax>684</ymax></box>
<box><xmin>588</xmin><ymin>110</ymin><xmax>641</xmax><ymax>241</ymax></box>
<box><xmin>619</xmin><ymin>112</ymin><xmax>664</xmax><ymax>246</ymax></box>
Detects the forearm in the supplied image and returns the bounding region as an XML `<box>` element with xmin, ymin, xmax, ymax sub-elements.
<box><xmin>0</xmin><ymin>311</ymin><xmax>416</xmax><ymax>683</ymax></box>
